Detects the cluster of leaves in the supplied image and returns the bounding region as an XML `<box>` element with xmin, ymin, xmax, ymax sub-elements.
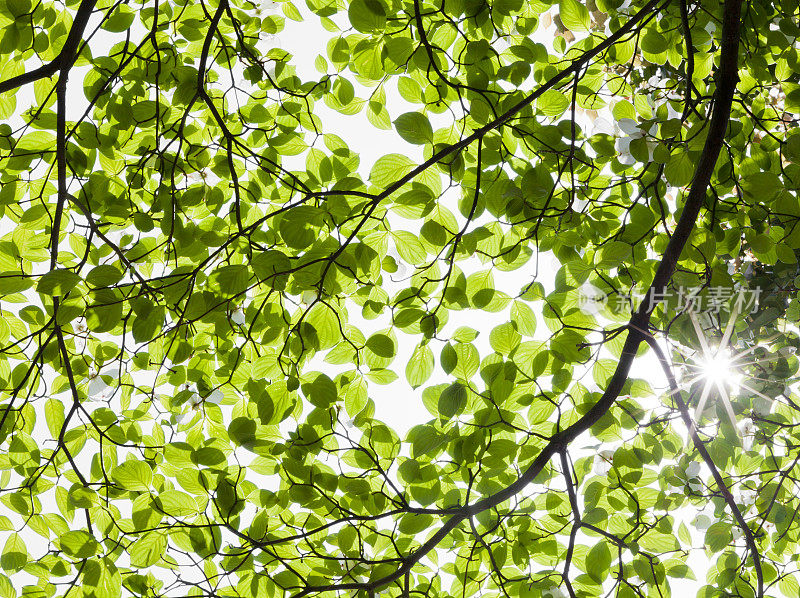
<box><xmin>1</xmin><ymin>0</ymin><xmax>800</xmax><ymax>596</ymax></box>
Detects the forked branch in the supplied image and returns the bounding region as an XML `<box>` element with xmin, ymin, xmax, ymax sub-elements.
<box><xmin>292</xmin><ymin>0</ymin><xmax>745</xmax><ymax>593</ymax></box>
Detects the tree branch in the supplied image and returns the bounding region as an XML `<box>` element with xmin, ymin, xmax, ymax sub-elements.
<box><xmin>643</xmin><ymin>335</ymin><xmax>763</xmax><ymax>597</ymax></box>
<box><xmin>67</xmin><ymin>194</ymin><xmax>155</xmax><ymax>293</ymax></box>
<box><xmin>376</xmin><ymin>0</ymin><xmax>670</xmax><ymax>203</ymax></box>
<box><xmin>290</xmin><ymin>0</ymin><xmax>744</xmax><ymax>593</ymax></box>
<box><xmin>50</xmin><ymin>69</ymin><xmax>68</xmax><ymax>271</ymax></box>
<box><xmin>0</xmin><ymin>0</ymin><xmax>98</xmax><ymax>95</ymax></box>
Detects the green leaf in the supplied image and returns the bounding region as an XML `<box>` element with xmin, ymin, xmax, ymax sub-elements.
<box><xmin>44</xmin><ymin>398</ymin><xmax>65</xmax><ymax>437</ymax></box>
<box><xmin>452</xmin><ymin>326</ymin><xmax>479</xmax><ymax>343</ymax></box>
<box><xmin>409</xmin><ymin>424</ymin><xmax>446</xmax><ymax>458</ymax></box>
<box><xmin>345</xmin><ymin>376</ymin><xmax>368</xmax><ymax>416</ymax></box>
<box><xmin>365</xmin><ymin>368</ymin><xmax>398</xmax><ymax>384</ymax></box>
<box><xmin>586</xmin><ymin>542</ymin><xmax>611</xmax><ymax>583</ymax></box>
<box><xmin>279</xmin><ymin>207</ymin><xmax>322</xmax><ymax>249</ymax></box>
<box><xmin>102</xmin><ymin>5</ymin><xmax>135</xmax><ymax>32</ymax></box>
<box><xmin>438</xmin><ymin>382</ymin><xmax>467</xmax><ymax>418</ymax></box>
<box><xmin>305</xmin><ymin>303</ymin><xmax>341</xmax><ymax>350</ymax></box>
<box><xmin>779</xmin><ymin>575</ymin><xmax>800</xmax><ymax>597</ymax></box>
<box><xmin>598</xmin><ymin>241</ymin><xmax>631</xmax><ymax>267</ymax></box>
<box><xmin>451</xmin><ymin>342</ymin><xmax>479</xmax><ymax>380</ymax></box>
<box><xmin>664</xmin><ymin>151</ymin><xmax>694</xmax><ymax>187</ymax></box>
<box><xmin>747</xmin><ymin>231</ymin><xmax>774</xmax><ymax>254</ymax></box>
<box><xmin>59</xmin><ymin>530</ymin><xmax>99</xmax><ymax>559</ymax></box>
<box><xmin>641</xmin><ymin>30</ymin><xmax>667</xmax><ymax>54</ymax></box>
<box><xmin>129</xmin><ymin>532</ymin><xmax>166</xmax><ymax>567</ymax></box>
<box><xmin>211</xmin><ymin>264</ymin><xmax>250</xmax><ymax>296</ymax></box>
<box><xmin>366</xmin><ymin>333</ymin><xmax>395</xmax><ymax>358</ymax></box>
<box><xmin>228</xmin><ymin>417</ymin><xmax>257</xmax><ymax>446</ymax></box>
<box><xmin>5</xmin><ymin>0</ymin><xmax>31</xmax><ymax>18</ymax></box>
<box><xmin>110</xmin><ymin>461</ymin><xmax>152</xmax><ymax>492</ymax></box>
<box><xmin>593</xmin><ymin>359</ymin><xmax>617</xmax><ymax>386</ymax></box>
<box><xmin>68</xmin><ymin>484</ymin><xmax>97</xmax><ymax>509</ymax></box>
<box><xmin>283</xmin><ymin>1</ymin><xmax>303</xmax><ymax>20</ymax></box>
<box><xmin>352</xmin><ymin>39</ymin><xmax>385</xmax><ymax>80</ymax></box>
<box><xmin>406</xmin><ymin>344</ymin><xmax>434</xmax><ymax>388</ymax></box>
<box><xmin>392</xmin><ymin>231</ymin><xmax>426</xmax><ymax>264</ymax></box>
<box><xmin>252</xmin><ymin>250</ymin><xmax>291</xmax><ymax>288</ymax></box>
<box><xmin>705</xmin><ymin>522</ymin><xmax>732</xmax><ymax>553</ymax></box>
<box><xmin>0</xmin><ymin>273</ymin><xmax>33</xmax><ymax>294</ymax></box>
<box><xmin>302</xmin><ymin>373</ymin><xmax>338</xmax><ymax>407</ymax></box>
<box><xmin>370</xmin><ymin>154</ymin><xmax>415</xmax><ymax>187</ymax></box>
<box><xmin>510</xmin><ymin>301</ymin><xmax>536</xmax><ymax>337</ymax></box>
<box><xmin>784</xmin><ymin>134</ymin><xmax>800</xmax><ymax>162</ymax></box>
<box><xmin>489</xmin><ymin>322</ymin><xmax>521</xmax><ymax>355</ymax></box>
<box><xmin>157</xmin><ymin>490</ymin><xmax>198</xmax><ymax>517</ymax></box>
<box><xmin>86</xmin><ymin>289</ymin><xmax>123</xmax><ymax>333</ymax></box>
<box><xmin>394</xmin><ymin>112</ymin><xmax>433</xmax><ymax>145</ymax></box>
<box><xmin>513</xmin><ymin>341</ymin><xmax>549</xmax><ymax>379</ymax></box>
<box><xmin>37</xmin><ymin>269</ymin><xmax>80</xmax><ymax>296</ymax></box>
<box><xmin>1</xmin><ymin>533</ymin><xmax>26</xmax><ymax>572</ymax></box>
<box><xmin>348</xmin><ymin>0</ymin><xmax>386</xmax><ymax>33</ymax></box>
<box><xmin>559</xmin><ymin>0</ymin><xmax>590</xmax><ymax>32</ymax></box>
<box><xmin>538</xmin><ymin>89</ymin><xmax>570</xmax><ymax>117</ymax></box>
<box><xmin>15</xmin><ymin>131</ymin><xmax>55</xmax><ymax>151</ymax></box>
<box><xmin>86</xmin><ymin>264</ymin><xmax>123</xmax><ymax>288</ymax></box>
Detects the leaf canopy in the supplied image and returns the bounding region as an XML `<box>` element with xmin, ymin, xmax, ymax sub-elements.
<box><xmin>0</xmin><ymin>0</ymin><xmax>798</xmax><ymax>596</ymax></box>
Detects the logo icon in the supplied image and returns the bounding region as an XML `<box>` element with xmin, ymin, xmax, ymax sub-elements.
<box><xmin>578</xmin><ymin>284</ymin><xmax>608</xmax><ymax>315</ymax></box>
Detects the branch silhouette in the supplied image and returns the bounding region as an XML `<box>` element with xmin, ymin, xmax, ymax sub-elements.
<box><xmin>291</xmin><ymin>0</ymin><xmax>745</xmax><ymax>592</ymax></box>
<box><xmin>0</xmin><ymin>0</ymin><xmax>98</xmax><ymax>94</ymax></box>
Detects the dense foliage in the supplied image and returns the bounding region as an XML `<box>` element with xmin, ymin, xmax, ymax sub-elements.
<box><xmin>1</xmin><ymin>0</ymin><xmax>800</xmax><ymax>595</ymax></box>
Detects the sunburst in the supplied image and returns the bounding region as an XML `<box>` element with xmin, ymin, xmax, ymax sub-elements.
<box><xmin>672</xmin><ymin>301</ymin><xmax>780</xmax><ymax>437</ymax></box>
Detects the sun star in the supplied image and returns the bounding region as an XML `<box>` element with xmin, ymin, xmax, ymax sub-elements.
<box><xmin>699</xmin><ymin>350</ymin><xmax>734</xmax><ymax>386</ymax></box>
<box><xmin>674</xmin><ymin>301</ymin><xmax>777</xmax><ymax>438</ymax></box>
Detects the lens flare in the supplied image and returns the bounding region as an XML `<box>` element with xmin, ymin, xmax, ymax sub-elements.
<box><xmin>700</xmin><ymin>350</ymin><xmax>733</xmax><ymax>386</ymax></box>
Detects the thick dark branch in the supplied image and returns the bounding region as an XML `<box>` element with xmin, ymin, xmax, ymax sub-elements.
<box><xmin>196</xmin><ymin>0</ymin><xmax>228</xmax><ymax>85</ymax></box>
<box><xmin>679</xmin><ymin>0</ymin><xmax>696</xmax><ymax>118</ymax></box>
<box><xmin>0</xmin><ymin>0</ymin><xmax>98</xmax><ymax>95</ymax></box>
<box><xmin>48</xmin><ymin>0</ymin><xmax>101</xmax><ymax>271</ymax></box>
<box><xmin>54</xmin><ymin>322</ymin><xmax>90</xmax><ymax>488</ymax></box>
<box><xmin>295</xmin><ymin>0</ymin><xmax>743</xmax><ymax>593</ymax></box>
<box><xmin>291</xmin><ymin>0</ymin><xmax>748</xmax><ymax>595</ymax></box>
<box><xmin>560</xmin><ymin>451</ymin><xmax>580</xmax><ymax>598</ymax></box>
<box><xmin>50</xmin><ymin>72</ymin><xmax>68</xmax><ymax>271</ymax></box>
<box><xmin>562</xmin><ymin>0</ymin><xmax>743</xmax><ymax>449</ymax></box>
